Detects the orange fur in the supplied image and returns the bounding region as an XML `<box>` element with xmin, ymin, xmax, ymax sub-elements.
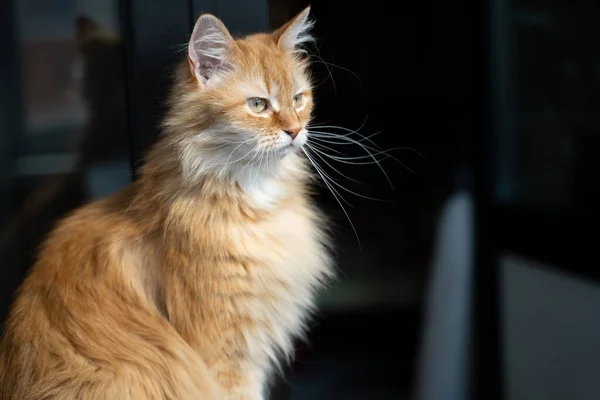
<box><xmin>0</xmin><ymin>7</ymin><xmax>332</xmax><ymax>399</ymax></box>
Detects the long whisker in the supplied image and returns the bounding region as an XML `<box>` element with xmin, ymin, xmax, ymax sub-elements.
<box><xmin>310</xmin><ymin>133</ymin><xmax>417</xmax><ymax>175</ymax></box>
<box><xmin>228</xmin><ymin>144</ymin><xmax>260</xmax><ymax>171</ymax></box>
<box><xmin>215</xmin><ymin>138</ymin><xmax>256</xmax><ymax>167</ymax></box>
<box><xmin>304</xmin><ymin>147</ymin><xmax>352</xmax><ymax>208</ymax></box>
<box><xmin>306</xmin><ymin>140</ymin><xmax>345</xmax><ymax>156</ymax></box>
<box><xmin>304</xmin><ymin>143</ymin><xmax>362</xmax><ymax>184</ymax></box>
<box><xmin>304</xmin><ymin>150</ymin><xmax>352</xmax><ymax>207</ymax></box>
<box><xmin>307</xmin><ymin>142</ymin><xmax>390</xmax><ymax>166</ymax></box>
<box><xmin>193</xmin><ymin>136</ymin><xmax>255</xmax><ymax>146</ymax></box>
<box><xmin>311</xmin><ymin>124</ymin><xmax>431</xmax><ymax>167</ymax></box>
<box><xmin>309</xmin><ymin>114</ymin><xmax>369</xmax><ymax>133</ymax></box>
<box><xmin>309</xmin><ymin>129</ymin><xmax>383</xmax><ymax>144</ymax></box>
<box><xmin>267</xmin><ymin>147</ymin><xmax>272</xmax><ymax>178</ymax></box>
<box><xmin>309</xmin><ymin>57</ymin><xmax>363</xmax><ymax>90</ymax></box>
<box><xmin>321</xmin><ymin>130</ymin><xmax>387</xmax><ymax>161</ymax></box>
<box><xmin>251</xmin><ymin>149</ymin><xmax>265</xmax><ymax>189</ymax></box>
<box><xmin>330</xmin><ymin>146</ymin><xmax>429</xmax><ymax>163</ymax></box>
<box><xmin>310</xmin><ymin>157</ymin><xmax>391</xmax><ymax>166</ymax></box>
<box><xmin>310</xmin><ymin>123</ymin><xmax>390</xmax><ymax>157</ymax></box>
<box><xmin>308</xmin><ymin>141</ymin><xmax>397</xmax><ymax>161</ymax></box>
<box><xmin>302</xmin><ymin>148</ymin><xmax>361</xmax><ymax>248</ymax></box>
<box><xmin>243</xmin><ymin>145</ymin><xmax>262</xmax><ymax>170</ymax></box>
<box><xmin>305</xmin><ymin>147</ymin><xmax>391</xmax><ymax>202</ymax></box>
<box><xmin>309</xmin><ymin>136</ymin><xmax>390</xmax><ymax>158</ymax></box>
<box><xmin>310</xmin><ymin>53</ymin><xmax>337</xmax><ymax>96</ymax></box>
<box><xmin>310</xmin><ymin>132</ymin><xmax>394</xmax><ymax>187</ymax></box>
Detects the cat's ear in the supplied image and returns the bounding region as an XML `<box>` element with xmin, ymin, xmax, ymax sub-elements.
<box><xmin>188</xmin><ymin>14</ymin><xmax>236</xmax><ymax>87</ymax></box>
<box><xmin>274</xmin><ymin>6</ymin><xmax>314</xmax><ymax>53</ymax></box>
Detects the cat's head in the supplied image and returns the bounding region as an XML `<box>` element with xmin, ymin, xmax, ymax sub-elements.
<box><xmin>165</xmin><ymin>7</ymin><xmax>315</xmax><ymax>187</ymax></box>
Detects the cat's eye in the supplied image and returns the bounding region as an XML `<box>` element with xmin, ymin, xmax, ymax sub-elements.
<box><xmin>293</xmin><ymin>93</ymin><xmax>304</xmax><ymax>108</ymax></box>
<box><xmin>247</xmin><ymin>97</ymin><xmax>268</xmax><ymax>113</ymax></box>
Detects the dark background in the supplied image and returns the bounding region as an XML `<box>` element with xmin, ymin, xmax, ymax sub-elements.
<box><xmin>1</xmin><ymin>0</ymin><xmax>599</xmax><ymax>399</ymax></box>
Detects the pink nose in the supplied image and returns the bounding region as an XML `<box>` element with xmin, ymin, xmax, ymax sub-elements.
<box><xmin>284</xmin><ymin>127</ymin><xmax>301</xmax><ymax>140</ymax></box>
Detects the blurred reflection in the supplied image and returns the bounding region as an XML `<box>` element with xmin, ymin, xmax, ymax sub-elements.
<box><xmin>0</xmin><ymin>3</ymin><xmax>129</xmax><ymax>320</ymax></box>
<box><xmin>496</xmin><ymin>0</ymin><xmax>600</xmax><ymax>207</ymax></box>
<box><xmin>74</xmin><ymin>15</ymin><xmax>128</xmax><ymax>182</ymax></box>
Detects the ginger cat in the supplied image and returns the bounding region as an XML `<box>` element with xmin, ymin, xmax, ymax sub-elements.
<box><xmin>0</xmin><ymin>7</ymin><xmax>332</xmax><ymax>399</ymax></box>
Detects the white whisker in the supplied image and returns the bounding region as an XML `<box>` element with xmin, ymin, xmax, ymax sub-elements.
<box><xmin>302</xmin><ymin>148</ymin><xmax>361</xmax><ymax>248</ymax></box>
<box><xmin>309</xmin><ymin>129</ymin><xmax>383</xmax><ymax>144</ymax></box>
<box><xmin>251</xmin><ymin>149</ymin><xmax>266</xmax><ymax>189</ymax></box>
<box><xmin>305</xmin><ymin>140</ymin><xmax>345</xmax><ymax>156</ymax></box>
<box><xmin>310</xmin><ymin>130</ymin><xmax>420</xmax><ymax>176</ymax></box>
<box><xmin>217</xmin><ymin>138</ymin><xmax>256</xmax><ymax>167</ymax></box>
<box><xmin>305</xmin><ymin>147</ymin><xmax>390</xmax><ymax>202</ymax></box>
<box><xmin>304</xmin><ymin>143</ymin><xmax>361</xmax><ymax>184</ymax></box>
<box><xmin>310</xmin><ymin>53</ymin><xmax>337</xmax><ymax>96</ymax></box>
<box><xmin>309</xmin><ymin>132</ymin><xmax>394</xmax><ymax>187</ymax></box>
<box><xmin>309</xmin><ymin>115</ymin><xmax>369</xmax><ymax>134</ymax></box>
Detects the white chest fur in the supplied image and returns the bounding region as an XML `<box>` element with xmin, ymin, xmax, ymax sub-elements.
<box><xmin>231</xmin><ymin>203</ymin><xmax>331</xmax><ymax>381</ymax></box>
<box><xmin>246</xmin><ymin>175</ymin><xmax>287</xmax><ymax>211</ymax></box>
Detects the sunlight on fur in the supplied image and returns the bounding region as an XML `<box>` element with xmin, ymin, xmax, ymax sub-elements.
<box><xmin>0</xmin><ymin>7</ymin><xmax>335</xmax><ymax>400</ymax></box>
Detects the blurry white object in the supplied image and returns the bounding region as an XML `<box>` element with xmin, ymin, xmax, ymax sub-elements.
<box><xmin>502</xmin><ymin>254</ymin><xmax>600</xmax><ymax>400</ymax></box>
<box><xmin>414</xmin><ymin>190</ymin><xmax>473</xmax><ymax>400</ymax></box>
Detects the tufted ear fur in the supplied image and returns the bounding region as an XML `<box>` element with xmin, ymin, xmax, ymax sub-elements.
<box><xmin>188</xmin><ymin>14</ymin><xmax>236</xmax><ymax>87</ymax></box>
<box><xmin>274</xmin><ymin>6</ymin><xmax>314</xmax><ymax>54</ymax></box>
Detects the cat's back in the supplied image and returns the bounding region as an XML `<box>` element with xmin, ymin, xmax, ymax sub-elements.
<box><xmin>0</xmin><ymin>185</ymin><xmax>134</xmax><ymax>345</ymax></box>
<box><xmin>0</xmin><ymin>185</ymin><xmax>206</xmax><ymax>400</ymax></box>
<box><xmin>2</xmin><ymin>183</ymin><xmax>155</xmax><ymax>335</ymax></box>
<box><xmin>14</xmin><ymin>184</ymin><xmax>142</xmax><ymax>289</ymax></box>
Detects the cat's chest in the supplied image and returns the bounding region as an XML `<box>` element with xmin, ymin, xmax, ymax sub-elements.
<box><xmin>239</xmin><ymin>206</ymin><xmax>328</xmax><ymax>313</ymax></box>
<box><xmin>246</xmin><ymin>206</ymin><xmax>328</xmax><ymax>292</ymax></box>
<box><xmin>210</xmin><ymin>205</ymin><xmax>330</xmax><ymax>364</ymax></box>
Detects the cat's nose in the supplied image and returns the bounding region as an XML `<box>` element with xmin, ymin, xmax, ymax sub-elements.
<box><xmin>283</xmin><ymin>127</ymin><xmax>301</xmax><ymax>140</ymax></box>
